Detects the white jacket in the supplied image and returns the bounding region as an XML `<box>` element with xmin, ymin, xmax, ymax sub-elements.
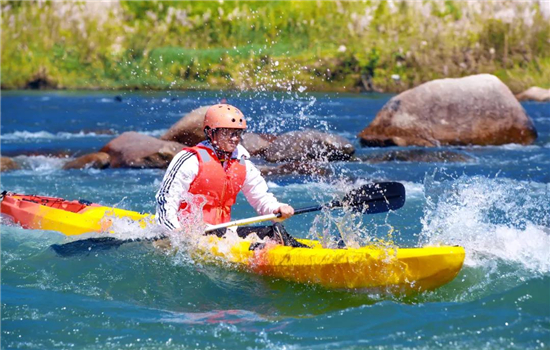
<box><xmin>155</xmin><ymin>141</ymin><xmax>282</xmax><ymax>230</ymax></box>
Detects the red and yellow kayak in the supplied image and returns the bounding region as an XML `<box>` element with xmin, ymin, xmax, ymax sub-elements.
<box><xmin>1</xmin><ymin>192</ymin><xmax>152</xmax><ymax>235</ymax></box>
<box><xmin>1</xmin><ymin>192</ymin><xmax>465</xmax><ymax>292</ymax></box>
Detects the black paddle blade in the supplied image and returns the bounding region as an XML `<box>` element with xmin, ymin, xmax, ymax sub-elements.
<box><xmin>338</xmin><ymin>182</ymin><xmax>406</xmax><ymax>214</ymax></box>
<box><xmin>51</xmin><ymin>237</ymin><xmax>128</xmax><ymax>257</ymax></box>
<box><xmin>51</xmin><ymin>235</ymin><xmax>167</xmax><ymax>257</ymax></box>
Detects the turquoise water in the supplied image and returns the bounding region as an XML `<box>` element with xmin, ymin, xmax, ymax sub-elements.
<box><xmin>1</xmin><ymin>91</ymin><xmax>549</xmax><ymax>349</ymax></box>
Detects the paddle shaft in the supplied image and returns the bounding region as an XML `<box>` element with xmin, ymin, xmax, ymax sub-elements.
<box><xmin>205</xmin><ymin>213</ymin><xmax>279</xmax><ymax>232</ymax></box>
<box><xmin>204</xmin><ymin>205</ymin><xmax>327</xmax><ymax>232</ymax></box>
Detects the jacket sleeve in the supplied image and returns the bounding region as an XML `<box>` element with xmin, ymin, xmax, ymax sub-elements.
<box><xmin>155</xmin><ymin>150</ymin><xmax>199</xmax><ymax>231</ymax></box>
<box><xmin>241</xmin><ymin>160</ymin><xmax>283</xmax><ymax>215</ymax></box>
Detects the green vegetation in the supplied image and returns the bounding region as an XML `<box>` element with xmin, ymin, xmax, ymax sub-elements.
<box><xmin>2</xmin><ymin>0</ymin><xmax>549</xmax><ymax>92</ymax></box>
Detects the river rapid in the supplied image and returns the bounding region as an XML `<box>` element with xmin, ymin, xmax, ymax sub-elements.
<box><xmin>1</xmin><ymin>90</ymin><xmax>549</xmax><ymax>349</ymax></box>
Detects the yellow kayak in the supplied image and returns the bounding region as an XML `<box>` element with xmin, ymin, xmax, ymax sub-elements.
<box><xmin>1</xmin><ymin>192</ymin><xmax>465</xmax><ymax>292</ymax></box>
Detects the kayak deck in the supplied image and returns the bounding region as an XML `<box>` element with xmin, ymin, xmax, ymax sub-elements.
<box><xmin>1</xmin><ymin>193</ymin><xmax>152</xmax><ymax>235</ymax></box>
<box><xmin>1</xmin><ymin>192</ymin><xmax>465</xmax><ymax>292</ymax></box>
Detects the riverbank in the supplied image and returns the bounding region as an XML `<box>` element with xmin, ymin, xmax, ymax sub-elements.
<box><xmin>2</xmin><ymin>1</ymin><xmax>550</xmax><ymax>93</ymax></box>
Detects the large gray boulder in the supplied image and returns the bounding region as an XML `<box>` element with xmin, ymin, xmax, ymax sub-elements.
<box><xmin>264</xmin><ymin>130</ymin><xmax>355</xmax><ymax>162</ymax></box>
<box><xmin>160</xmin><ymin>106</ymin><xmax>209</xmax><ymax>146</ymax></box>
<box><xmin>358</xmin><ymin>74</ymin><xmax>538</xmax><ymax>147</ymax></box>
<box><xmin>516</xmin><ymin>87</ymin><xmax>550</xmax><ymax>102</ymax></box>
<box><xmin>101</xmin><ymin>132</ymin><xmax>184</xmax><ymax>168</ymax></box>
<box><xmin>63</xmin><ymin>152</ymin><xmax>111</xmax><ymax>170</ymax></box>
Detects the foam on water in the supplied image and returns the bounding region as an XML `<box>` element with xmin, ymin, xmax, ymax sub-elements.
<box><xmin>2</xmin><ymin>130</ymin><xmax>57</xmax><ymax>140</ymax></box>
<box><xmin>420</xmin><ymin>175</ymin><xmax>550</xmax><ymax>276</ymax></box>
<box><xmin>159</xmin><ymin>309</ymin><xmax>266</xmax><ymax>325</ymax></box>
<box><xmin>137</xmin><ymin>129</ymin><xmax>167</xmax><ymax>137</ymax></box>
<box><xmin>13</xmin><ymin>155</ymin><xmax>68</xmax><ymax>173</ymax></box>
<box><xmin>469</xmin><ymin>143</ymin><xmax>546</xmax><ymax>151</ymax></box>
<box><xmin>2</xmin><ymin>130</ymin><xmax>114</xmax><ymax>141</ymax></box>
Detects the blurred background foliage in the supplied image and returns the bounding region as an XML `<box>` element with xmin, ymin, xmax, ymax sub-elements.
<box><xmin>2</xmin><ymin>0</ymin><xmax>549</xmax><ymax>92</ymax></box>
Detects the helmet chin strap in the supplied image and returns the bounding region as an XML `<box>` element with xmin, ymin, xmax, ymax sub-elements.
<box><xmin>206</xmin><ymin>129</ymin><xmax>232</xmax><ymax>162</ymax></box>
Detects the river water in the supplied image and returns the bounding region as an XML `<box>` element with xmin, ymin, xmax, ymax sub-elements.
<box><xmin>1</xmin><ymin>90</ymin><xmax>549</xmax><ymax>349</ymax></box>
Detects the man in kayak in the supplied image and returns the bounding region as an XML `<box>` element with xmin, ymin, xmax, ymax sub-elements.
<box><xmin>156</xmin><ymin>103</ymin><xmax>308</xmax><ymax>248</ymax></box>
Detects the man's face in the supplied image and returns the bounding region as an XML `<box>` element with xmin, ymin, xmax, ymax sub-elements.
<box><xmin>208</xmin><ymin>128</ymin><xmax>244</xmax><ymax>153</ymax></box>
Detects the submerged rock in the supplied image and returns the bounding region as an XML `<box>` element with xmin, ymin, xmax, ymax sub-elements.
<box><xmin>101</xmin><ymin>132</ymin><xmax>184</xmax><ymax>168</ymax></box>
<box><xmin>358</xmin><ymin>74</ymin><xmax>538</xmax><ymax>147</ymax></box>
<box><xmin>63</xmin><ymin>152</ymin><xmax>111</xmax><ymax>170</ymax></box>
<box><xmin>160</xmin><ymin>106</ymin><xmax>209</xmax><ymax>146</ymax></box>
<box><xmin>359</xmin><ymin>149</ymin><xmax>472</xmax><ymax>163</ymax></box>
<box><xmin>0</xmin><ymin>157</ymin><xmax>21</xmax><ymax>172</ymax></box>
<box><xmin>264</xmin><ymin>130</ymin><xmax>355</xmax><ymax>162</ymax></box>
<box><xmin>241</xmin><ymin>133</ymin><xmax>277</xmax><ymax>157</ymax></box>
<box><xmin>258</xmin><ymin>161</ymin><xmax>331</xmax><ymax>177</ymax></box>
<box><xmin>516</xmin><ymin>87</ymin><xmax>550</xmax><ymax>102</ymax></box>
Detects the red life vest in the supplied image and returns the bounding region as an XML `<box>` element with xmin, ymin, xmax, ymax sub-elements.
<box><xmin>178</xmin><ymin>145</ymin><xmax>247</xmax><ymax>225</ymax></box>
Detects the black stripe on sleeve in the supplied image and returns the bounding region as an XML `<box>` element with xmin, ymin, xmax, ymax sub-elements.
<box><xmin>157</xmin><ymin>152</ymin><xmax>194</xmax><ymax>230</ymax></box>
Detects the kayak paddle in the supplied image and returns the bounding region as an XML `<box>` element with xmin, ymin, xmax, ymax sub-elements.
<box><xmin>51</xmin><ymin>181</ymin><xmax>405</xmax><ymax>256</ymax></box>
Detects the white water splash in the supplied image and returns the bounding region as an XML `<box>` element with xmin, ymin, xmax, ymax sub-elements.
<box><xmin>420</xmin><ymin>176</ymin><xmax>550</xmax><ymax>275</ymax></box>
<box><xmin>103</xmin><ymin>214</ymin><xmax>161</xmax><ymax>241</ymax></box>
<box><xmin>155</xmin><ymin>192</ymin><xmax>252</xmax><ymax>267</ymax></box>
<box><xmin>305</xmin><ymin>179</ymin><xmax>403</xmax><ymax>248</ymax></box>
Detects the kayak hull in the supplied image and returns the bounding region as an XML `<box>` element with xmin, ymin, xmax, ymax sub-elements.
<box><xmin>202</xmin><ymin>236</ymin><xmax>464</xmax><ymax>291</ymax></box>
<box><xmin>1</xmin><ymin>192</ymin><xmax>465</xmax><ymax>292</ymax></box>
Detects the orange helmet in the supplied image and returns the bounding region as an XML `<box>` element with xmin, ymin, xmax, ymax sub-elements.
<box><xmin>203</xmin><ymin>104</ymin><xmax>247</xmax><ymax>130</ymax></box>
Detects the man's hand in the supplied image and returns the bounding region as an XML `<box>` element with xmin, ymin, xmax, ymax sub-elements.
<box><xmin>274</xmin><ymin>204</ymin><xmax>294</xmax><ymax>221</ymax></box>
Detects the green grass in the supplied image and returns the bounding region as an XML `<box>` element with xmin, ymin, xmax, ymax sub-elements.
<box><xmin>1</xmin><ymin>0</ymin><xmax>549</xmax><ymax>93</ymax></box>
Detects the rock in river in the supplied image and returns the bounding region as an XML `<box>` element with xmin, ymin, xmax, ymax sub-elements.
<box><xmin>264</xmin><ymin>130</ymin><xmax>355</xmax><ymax>162</ymax></box>
<box><xmin>241</xmin><ymin>133</ymin><xmax>277</xmax><ymax>157</ymax></box>
<box><xmin>0</xmin><ymin>157</ymin><xmax>21</xmax><ymax>172</ymax></box>
<box><xmin>516</xmin><ymin>87</ymin><xmax>550</xmax><ymax>102</ymax></box>
<box><xmin>101</xmin><ymin>132</ymin><xmax>184</xmax><ymax>168</ymax></box>
<box><xmin>63</xmin><ymin>152</ymin><xmax>111</xmax><ymax>170</ymax></box>
<box><xmin>160</xmin><ymin>106</ymin><xmax>209</xmax><ymax>146</ymax></box>
<box><xmin>358</xmin><ymin>74</ymin><xmax>537</xmax><ymax>147</ymax></box>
